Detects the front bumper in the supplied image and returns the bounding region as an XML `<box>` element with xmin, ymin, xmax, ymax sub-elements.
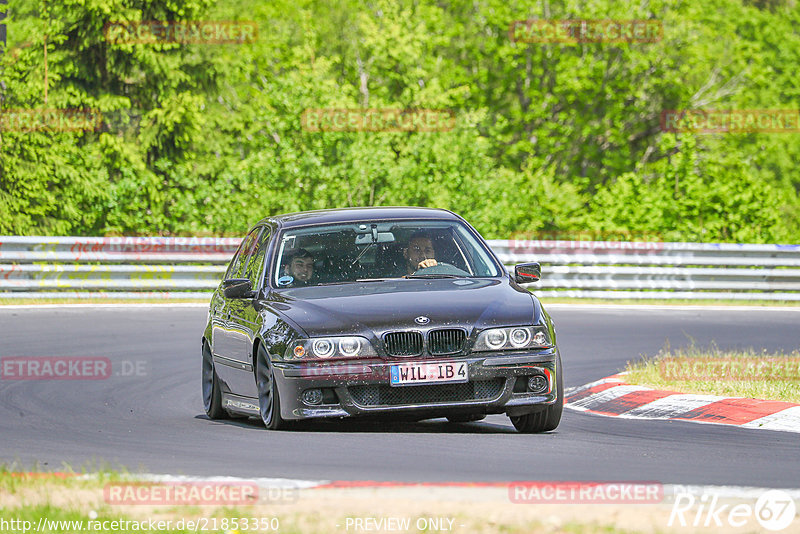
<box><xmin>273</xmin><ymin>350</ymin><xmax>558</xmax><ymax>420</ymax></box>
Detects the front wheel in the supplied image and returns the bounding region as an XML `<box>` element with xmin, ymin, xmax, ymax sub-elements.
<box><xmin>202</xmin><ymin>341</ymin><xmax>228</xmax><ymax>419</ymax></box>
<box><xmin>255</xmin><ymin>344</ymin><xmax>288</xmax><ymax>430</ymax></box>
<box><xmin>509</xmin><ymin>351</ymin><xmax>563</xmax><ymax>433</ymax></box>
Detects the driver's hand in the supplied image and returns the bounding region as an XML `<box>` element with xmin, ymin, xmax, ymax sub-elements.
<box><xmin>417</xmin><ymin>259</ymin><xmax>438</xmax><ymax>269</ymax></box>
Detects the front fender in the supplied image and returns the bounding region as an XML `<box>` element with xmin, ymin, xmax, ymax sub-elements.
<box><xmin>255</xmin><ymin>309</ymin><xmax>304</xmax><ymax>365</ymax></box>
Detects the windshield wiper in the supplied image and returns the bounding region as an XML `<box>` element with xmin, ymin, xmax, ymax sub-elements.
<box><xmin>405</xmin><ymin>274</ymin><xmax>462</xmax><ymax>279</ymax></box>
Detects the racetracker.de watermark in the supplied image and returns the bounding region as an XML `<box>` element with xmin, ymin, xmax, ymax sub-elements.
<box><xmin>105</xmin><ymin>482</ymin><xmax>257</xmax><ymax>505</ymax></box>
<box><xmin>65</xmin><ymin>236</ymin><xmax>241</xmax><ymax>255</ymax></box>
<box><xmin>104</xmin><ymin>482</ymin><xmax>297</xmax><ymax>505</ymax></box>
<box><xmin>508</xmin><ymin>230</ymin><xmax>665</xmax><ymax>254</ymax></box>
<box><xmin>659</xmin><ymin>357</ymin><xmax>800</xmax><ymax>381</ymax></box>
<box><xmin>103</xmin><ymin>20</ymin><xmax>258</xmax><ymax>45</ymax></box>
<box><xmin>511</xmin><ymin>229</ymin><xmax>664</xmax><ymax>242</ymax></box>
<box><xmin>301</xmin><ymin>108</ymin><xmax>456</xmax><ymax>132</ymax></box>
<box><xmin>509</xmin><ymin>481</ymin><xmax>663</xmax><ymax>504</ymax></box>
<box><xmin>0</xmin><ymin>357</ymin><xmax>147</xmax><ymax>380</ymax></box>
<box><xmin>509</xmin><ymin>19</ymin><xmax>663</xmax><ymax>43</ymax></box>
<box><xmin>300</xmin><ymin>363</ymin><xmax>374</xmax><ymax>380</ymax></box>
<box><xmin>0</xmin><ymin>109</ymin><xmax>102</xmax><ymax>132</ymax></box>
<box><xmin>509</xmin><ymin>229</ymin><xmax>665</xmax><ymax>254</ymax></box>
<box><xmin>661</xmin><ymin>109</ymin><xmax>800</xmax><ymax>133</ymax></box>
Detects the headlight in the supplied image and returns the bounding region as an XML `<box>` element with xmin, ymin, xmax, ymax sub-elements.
<box><xmin>338</xmin><ymin>337</ymin><xmax>361</xmax><ymax>357</ymax></box>
<box><xmin>474</xmin><ymin>325</ymin><xmax>552</xmax><ymax>351</ymax></box>
<box><xmin>485</xmin><ymin>329</ymin><xmax>507</xmax><ymax>349</ymax></box>
<box><xmin>509</xmin><ymin>327</ymin><xmax>531</xmax><ymax>348</ymax></box>
<box><xmin>312</xmin><ymin>339</ymin><xmax>335</xmax><ymax>358</ymax></box>
<box><xmin>285</xmin><ymin>336</ymin><xmax>376</xmax><ymax>360</ymax></box>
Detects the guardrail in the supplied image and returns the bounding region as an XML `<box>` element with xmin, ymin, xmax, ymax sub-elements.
<box><xmin>0</xmin><ymin>237</ymin><xmax>236</xmax><ymax>299</ymax></box>
<box><xmin>1</xmin><ymin>236</ymin><xmax>799</xmax><ymax>300</ymax></box>
<box><xmin>494</xmin><ymin>239</ymin><xmax>800</xmax><ymax>300</ymax></box>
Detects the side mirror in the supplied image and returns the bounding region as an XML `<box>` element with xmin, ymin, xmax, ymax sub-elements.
<box><xmin>222</xmin><ymin>278</ymin><xmax>256</xmax><ymax>299</ymax></box>
<box><xmin>514</xmin><ymin>262</ymin><xmax>541</xmax><ymax>284</ymax></box>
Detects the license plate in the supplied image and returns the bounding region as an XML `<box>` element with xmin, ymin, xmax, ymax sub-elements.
<box><xmin>389</xmin><ymin>361</ymin><xmax>468</xmax><ymax>386</ymax></box>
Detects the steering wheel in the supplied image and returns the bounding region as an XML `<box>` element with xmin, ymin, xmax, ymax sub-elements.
<box><xmin>412</xmin><ymin>262</ymin><xmax>471</xmax><ymax>277</ymax></box>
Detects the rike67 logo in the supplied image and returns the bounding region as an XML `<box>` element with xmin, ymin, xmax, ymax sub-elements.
<box><xmin>669</xmin><ymin>489</ymin><xmax>797</xmax><ymax>531</ymax></box>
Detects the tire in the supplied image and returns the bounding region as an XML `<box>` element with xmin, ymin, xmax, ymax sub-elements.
<box><xmin>509</xmin><ymin>351</ymin><xmax>563</xmax><ymax>433</ymax></box>
<box><xmin>255</xmin><ymin>344</ymin><xmax>288</xmax><ymax>430</ymax></box>
<box><xmin>446</xmin><ymin>414</ymin><xmax>486</xmax><ymax>423</ymax></box>
<box><xmin>202</xmin><ymin>341</ymin><xmax>228</xmax><ymax>419</ymax></box>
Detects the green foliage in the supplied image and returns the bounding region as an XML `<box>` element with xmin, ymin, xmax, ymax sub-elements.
<box><xmin>1</xmin><ymin>0</ymin><xmax>798</xmax><ymax>242</ymax></box>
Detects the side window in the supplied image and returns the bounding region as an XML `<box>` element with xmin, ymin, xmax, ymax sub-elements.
<box><xmin>245</xmin><ymin>227</ymin><xmax>271</xmax><ymax>289</ymax></box>
<box><xmin>225</xmin><ymin>228</ymin><xmax>260</xmax><ymax>280</ymax></box>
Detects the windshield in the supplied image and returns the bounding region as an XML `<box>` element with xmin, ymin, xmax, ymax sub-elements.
<box><xmin>272</xmin><ymin>220</ymin><xmax>501</xmax><ymax>287</ymax></box>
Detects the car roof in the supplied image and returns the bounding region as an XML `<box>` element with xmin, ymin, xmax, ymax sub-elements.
<box><xmin>257</xmin><ymin>207</ymin><xmax>462</xmax><ymax>229</ymax></box>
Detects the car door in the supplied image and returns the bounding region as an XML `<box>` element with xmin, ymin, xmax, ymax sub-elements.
<box><xmin>212</xmin><ymin>227</ymin><xmax>261</xmax><ymax>395</ymax></box>
<box><xmin>219</xmin><ymin>226</ymin><xmax>271</xmax><ymax>398</ymax></box>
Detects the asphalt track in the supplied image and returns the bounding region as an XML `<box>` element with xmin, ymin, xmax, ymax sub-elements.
<box><xmin>0</xmin><ymin>304</ymin><xmax>798</xmax><ymax>487</ymax></box>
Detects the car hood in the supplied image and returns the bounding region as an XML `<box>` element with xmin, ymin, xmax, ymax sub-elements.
<box><xmin>264</xmin><ymin>278</ymin><xmax>540</xmax><ymax>338</ymax></box>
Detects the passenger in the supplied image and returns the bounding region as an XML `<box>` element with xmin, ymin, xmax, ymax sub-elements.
<box><xmin>403</xmin><ymin>232</ymin><xmax>438</xmax><ymax>275</ymax></box>
<box><xmin>284</xmin><ymin>248</ymin><xmax>315</xmax><ymax>286</ymax></box>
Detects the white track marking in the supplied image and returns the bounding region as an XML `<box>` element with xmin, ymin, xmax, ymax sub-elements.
<box><xmin>743</xmin><ymin>406</ymin><xmax>800</xmax><ymax>432</ymax></box>
<box><xmin>75</xmin><ymin>473</ymin><xmax>800</xmax><ymax>498</ymax></box>
<box><xmin>621</xmin><ymin>394</ymin><xmax>721</xmax><ymax>418</ymax></box>
<box><xmin>568</xmin><ymin>385</ymin><xmax>650</xmax><ymax>410</ymax></box>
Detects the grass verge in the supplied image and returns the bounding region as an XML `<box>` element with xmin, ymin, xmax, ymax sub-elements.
<box><xmin>0</xmin><ymin>469</ymin><xmax>696</xmax><ymax>534</ymax></box>
<box><xmin>624</xmin><ymin>343</ymin><xmax>800</xmax><ymax>402</ymax></box>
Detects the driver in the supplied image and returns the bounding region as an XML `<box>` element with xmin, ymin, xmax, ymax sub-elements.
<box><xmin>403</xmin><ymin>232</ymin><xmax>438</xmax><ymax>275</ymax></box>
<box><xmin>283</xmin><ymin>248</ymin><xmax>315</xmax><ymax>286</ymax></box>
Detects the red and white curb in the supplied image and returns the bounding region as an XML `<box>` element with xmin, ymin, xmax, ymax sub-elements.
<box><xmin>565</xmin><ymin>373</ymin><xmax>800</xmax><ymax>433</ymax></box>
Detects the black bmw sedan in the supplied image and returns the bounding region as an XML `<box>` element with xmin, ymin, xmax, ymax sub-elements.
<box><xmin>202</xmin><ymin>207</ymin><xmax>563</xmax><ymax>433</ymax></box>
